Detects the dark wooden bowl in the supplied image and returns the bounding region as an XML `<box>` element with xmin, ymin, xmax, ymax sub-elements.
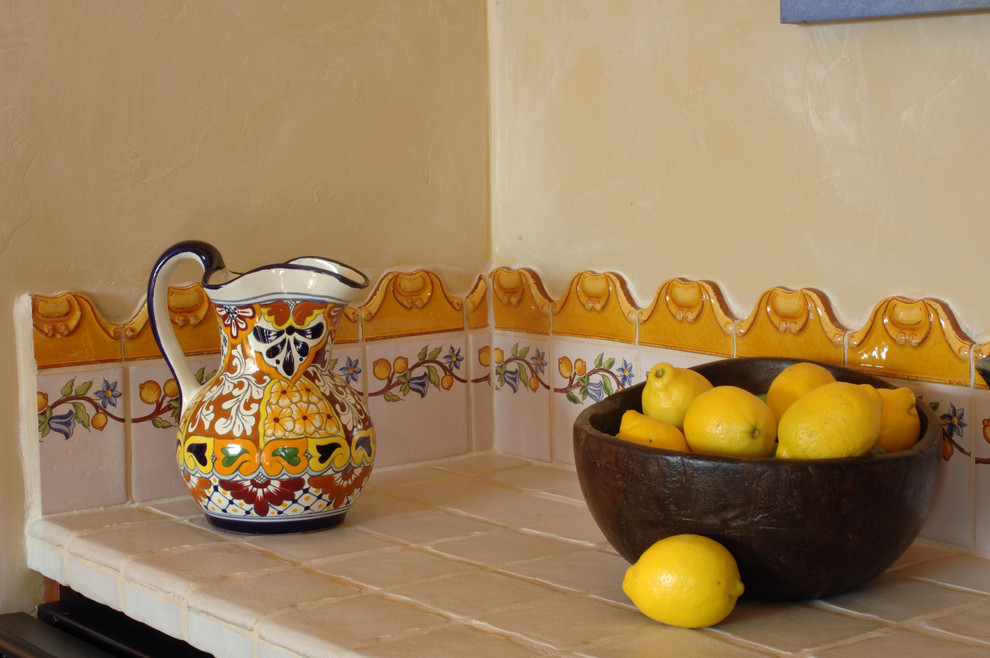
<box><xmin>573</xmin><ymin>357</ymin><xmax>941</xmax><ymax>601</ymax></box>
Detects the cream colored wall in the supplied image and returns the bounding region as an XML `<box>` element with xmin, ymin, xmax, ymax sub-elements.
<box><xmin>489</xmin><ymin>0</ymin><xmax>990</xmax><ymax>335</ymax></box>
<box><xmin>5</xmin><ymin>0</ymin><xmax>990</xmax><ymax>614</ymax></box>
<box><xmin>0</xmin><ymin>1</ymin><xmax>488</xmax><ymax>611</ymax></box>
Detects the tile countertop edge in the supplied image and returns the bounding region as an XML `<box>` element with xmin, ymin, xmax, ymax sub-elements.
<box><xmin>23</xmin><ymin>454</ymin><xmax>990</xmax><ymax>658</ymax></box>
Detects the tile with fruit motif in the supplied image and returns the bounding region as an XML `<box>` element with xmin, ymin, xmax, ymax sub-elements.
<box><xmin>468</xmin><ymin>329</ymin><xmax>494</xmax><ymax>452</ymax></box>
<box><xmin>489</xmin><ymin>267</ymin><xmax>551</xmax><ymax>335</ymax></box>
<box><xmin>360</xmin><ymin>270</ymin><xmax>464</xmax><ymax>340</ymax></box>
<box><xmin>127</xmin><ymin>358</ymin><xmax>216</xmax><ymax>502</ymax></box>
<box><xmin>492</xmin><ymin>332</ymin><xmax>552</xmax><ymax>462</ymax></box>
<box><xmin>32</xmin><ymin>293</ymin><xmax>122</xmax><ymax>369</ymax></box>
<box><xmin>365</xmin><ymin>335</ymin><xmax>471</xmax><ymax>467</ymax></box>
<box><xmin>550</xmin><ymin>271</ymin><xmax>637</xmax><ymax>343</ymax></box>
<box><xmin>847</xmin><ymin>297</ymin><xmax>972</xmax><ymax>386</ymax></box>
<box><xmin>36</xmin><ymin>366</ymin><xmax>128</xmax><ymax>513</ymax></box>
<box><xmin>550</xmin><ymin>337</ymin><xmax>639</xmax><ymax>464</ymax></box>
<box><xmin>122</xmin><ymin>285</ymin><xmax>222</xmax><ymax>361</ymax></box>
<box><xmin>971</xmin><ymin>387</ymin><xmax>990</xmax><ymax>553</ymax></box>
<box><xmin>735</xmin><ymin>287</ymin><xmax>845</xmax><ymax>364</ymax></box>
<box><xmin>912</xmin><ymin>380</ymin><xmax>974</xmax><ymax>548</ymax></box>
<box><xmin>637</xmin><ymin>278</ymin><xmax>734</xmax><ymax>357</ymax></box>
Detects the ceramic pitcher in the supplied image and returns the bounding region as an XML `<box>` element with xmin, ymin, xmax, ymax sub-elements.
<box><xmin>148</xmin><ymin>240</ymin><xmax>374</xmax><ymax>533</ymax></box>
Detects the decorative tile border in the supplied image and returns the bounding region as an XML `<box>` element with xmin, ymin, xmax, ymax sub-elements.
<box><xmin>637</xmin><ymin>278</ymin><xmax>734</xmax><ymax>356</ymax></box>
<box><xmin>550</xmin><ymin>271</ymin><xmax>637</xmax><ymax>343</ymax></box>
<box><xmin>25</xmin><ymin>267</ymin><xmax>990</xmax><ymax>554</ymax></box>
<box><xmin>735</xmin><ymin>287</ymin><xmax>845</xmax><ymax>364</ymax></box>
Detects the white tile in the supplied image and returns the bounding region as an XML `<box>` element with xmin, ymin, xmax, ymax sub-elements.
<box><xmin>123</xmin><ymin>543</ymin><xmax>291</xmax><ymax>597</ymax></box>
<box><xmin>188</xmin><ymin>610</ymin><xmax>256</xmax><ymax>658</ymax></box>
<box><xmin>972</xmin><ymin>387</ymin><xmax>990</xmax><ymax>553</ymax></box>
<box><xmin>915</xmin><ymin>382</ymin><xmax>974</xmax><ymax>547</ymax></box>
<box><xmin>468</xmin><ymin>329</ymin><xmax>495</xmax><ymax>452</ymax></box>
<box><xmin>365</xmin><ymin>335</ymin><xmax>471</xmax><ymax>467</ymax></box>
<box><xmin>492</xmin><ymin>332</ymin><xmax>552</xmax><ymax>461</ymax></box>
<box><xmin>126</xmin><ymin>359</ymin><xmax>193</xmax><ymax>502</ymax></box>
<box><xmin>122</xmin><ymin>583</ymin><xmax>184</xmax><ymax>640</ymax></box>
<box><xmin>550</xmin><ymin>336</ymin><xmax>639</xmax><ymax>464</ymax></box>
<box><xmin>66</xmin><ymin>559</ymin><xmax>121</xmax><ymax>609</ymax></box>
<box><xmin>25</xmin><ymin>536</ymin><xmax>65</xmax><ymax>584</ymax></box>
<box><xmin>37</xmin><ymin>366</ymin><xmax>129</xmax><ymax>513</ymax></box>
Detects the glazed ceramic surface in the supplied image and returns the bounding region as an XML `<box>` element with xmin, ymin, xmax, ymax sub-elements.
<box><xmin>573</xmin><ymin>357</ymin><xmax>941</xmax><ymax>601</ymax></box>
<box><xmin>148</xmin><ymin>241</ymin><xmax>374</xmax><ymax>533</ymax></box>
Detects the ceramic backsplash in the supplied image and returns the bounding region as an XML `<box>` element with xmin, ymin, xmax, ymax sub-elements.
<box><xmin>29</xmin><ymin>268</ymin><xmax>990</xmax><ymax>555</ymax></box>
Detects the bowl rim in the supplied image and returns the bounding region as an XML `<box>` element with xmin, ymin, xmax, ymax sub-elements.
<box><xmin>575</xmin><ymin>356</ymin><xmax>941</xmax><ymax>465</ymax></box>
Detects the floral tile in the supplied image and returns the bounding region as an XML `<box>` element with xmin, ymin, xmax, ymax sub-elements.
<box><xmin>847</xmin><ymin>297</ymin><xmax>972</xmax><ymax>386</ymax></box>
<box><xmin>550</xmin><ymin>271</ymin><xmax>637</xmax><ymax>343</ymax></box>
<box><xmin>550</xmin><ymin>337</ymin><xmax>638</xmax><ymax>464</ymax></box>
<box><xmin>127</xmin><ymin>358</ymin><xmax>216</xmax><ymax>502</ymax></box>
<box><xmin>636</xmin><ymin>278</ymin><xmax>734</xmax><ymax>357</ymax></box>
<box><xmin>735</xmin><ymin>287</ymin><xmax>845</xmax><ymax>364</ymax></box>
<box><xmin>489</xmin><ymin>268</ymin><xmax>551</xmax><ymax>335</ymax></box>
<box><xmin>121</xmin><ymin>285</ymin><xmax>222</xmax><ymax>362</ymax></box>
<box><xmin>468</xmin><ymin>329</ymin><xmax>494</xmax><ymax>452</ymax></box>
<box><xmin>360</xmin><ymin>270</ymin><xmax>465</xmax><ymax>340</ymax></box>
<box><xmin>971</xmin><ymin>387</ymin><xmax>990</xmax><ymax>553</ymax></box>
<box><xmin>365</xmin><ymin>335</ymin><xmax>470</xmax><ymax>467</ymax></box>
<box><xmin>492</xmin><ymin>332</ymin><xmax>552</xmax><ymax>462</ymax></box>
<box><xmin>912</xmin><ymin>380</ymin><xmax>974</xmax><ymax>547</ymax></box>
<box><xmin>37</xmin><ymin>366</ymin><xmax>128</xmax><ymax>513</ymax></box>
<box><xmin>32</xmin><ymin>293</ymin><xmax>122</xmax><ymax>369</ymax></box>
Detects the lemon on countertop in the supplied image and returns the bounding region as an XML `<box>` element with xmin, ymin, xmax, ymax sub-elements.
<box><xmin>777</xmin><ymin>381</ymin><xmax>883</xmax><ymax>460</ymax></box>
<box><xmin>682</xmin><ymin>385</ymin><xmax>777</xmax><ymax>458</ymax></box>
<box><xmin>622</xmin><ymin>534</ymin><xmax>745</xmax><ymax>628</ymax></box>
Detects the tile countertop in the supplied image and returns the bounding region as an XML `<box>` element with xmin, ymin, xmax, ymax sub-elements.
<box><xmin>25</xmin><ymin>453</ymin><xmax>990</xmax><ymax>657</ymax></box>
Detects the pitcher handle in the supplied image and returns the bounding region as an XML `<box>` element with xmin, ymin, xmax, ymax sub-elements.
<box><xmin>147</xmin><ymin>241</ymin><xmax>225</xmax><ymax>417</ymax></box>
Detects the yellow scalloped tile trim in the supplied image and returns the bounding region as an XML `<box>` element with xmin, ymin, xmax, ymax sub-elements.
<box><xmin>637</xmin><ymin>278</ymin><xmax>734</xmax><ymax>356</ymax></box>
<box><xmin>32</xmin><ymin>292</ymin><xmax>122</xmax><ymax>368</ymax></box>
<box><xmin>735</xmin><ymin>287</ymin><xmax>845</xmax><ymax>364</ymax></box>
<box><xmin>848</xmin><ymin>297</ymin><xmax>972</xmax><ymax>385</ymax></box>
<box><xmin>30</xmin><ymin>273</ymin><xmax>984</xmax><ymax>388</ymax></box>
<box><xmin>490</xmin><ymin>267</ymin><xmax>551</xmax><ymax>335</ymax></box>
<box><xmin>123</xmin><ymin>284</ymin><xmax>222</xmax><ymax>361</ymax></box>
<box><xmin>360</xmin><ymin>270</ymin><xmax>464</xmax><ymax>340</ymax></box>
<box><xmin>335</xmin><ymin>306</ymin><xmax>360</xmax><ymax>344</ymax></box>
<box><xmin>973</xmin><ymin>342</ymin><xmax>990</xmax><ymax>390</ymax></box>
<box><xmin>550</xmin><ymin>271</ymin><xmax>637</xmax><ymax>343</ymax></box>
<box><xmin>464</xmin><ymin>276</ymin><xmax>488</xmax><ymax>331</ymax></box>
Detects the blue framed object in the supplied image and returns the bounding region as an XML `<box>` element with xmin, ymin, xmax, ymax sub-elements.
<box><xmin>781</xmin><ymin>0</ymin><xmax>990</xmax><ymax>23</ymax></box>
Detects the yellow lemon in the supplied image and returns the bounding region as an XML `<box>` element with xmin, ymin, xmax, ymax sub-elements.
<box><xmin>777</xmin><ymin>381</ymin><xmax>883</xmax><ymax>460</ymax></box>
<box><xmin>875</xmin><ymin>387</ymin><xmax>922</xmax><ymax>453</ymax></box>
<box><xmin>641</xmin><ymin>362</ymin><xmax>713</xmax><ymax>429</ymax></box>
<box><xmin>616</xmin><ymin>410</ymin><xmax>691</xmax><ymax>452</ymax></box>
<box><xmin>623</xmin><ymin>534</ymin><xmax>745</xmax><ymax>628</ymax></box>
<box><xmin>682</xmin><ymin>386</ymin><xmax>777</xmax><ymax>457</ymax></box>
<box><xmin>765</xmin><ymin>361</ymin><xmax>836</xmax><ymax>422</ymax></box>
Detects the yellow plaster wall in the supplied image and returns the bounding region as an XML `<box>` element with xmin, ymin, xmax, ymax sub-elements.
<box><xmin>488</xmin><ymin>0</ymin><xmax>990</xmax><ymax>335</ymax></box>
<box><xmin>0</xmin><ymin>0</ymin><xmax>488</xmax><ymax>611</ymax></box>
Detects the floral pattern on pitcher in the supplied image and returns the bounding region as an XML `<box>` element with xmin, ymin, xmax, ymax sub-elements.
<box><xmin>176</xmin><ymin>297</ymin><xmax>374</xmax><ymax>525</ymax></box>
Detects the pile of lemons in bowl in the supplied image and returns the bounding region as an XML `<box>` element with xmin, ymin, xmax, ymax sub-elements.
<box><xmin>615</xmin><ymin>360</ymin><xmax>924</xmax><ymax>629</ymax></box>
<box><xmin>616</xmin><ymin>360</ymin><xmax>921</xmax><ymax>461</ymax></box>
